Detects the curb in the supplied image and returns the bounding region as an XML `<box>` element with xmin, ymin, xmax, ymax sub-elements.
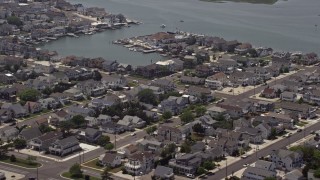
<box><xmin>60</xmin><ymin>173</ymin><xmax>73</xmax><ymax>180</ymax></box>
<box><xmin>0</xmin><ymin>161</ymin><xmax>43</xmax><ymax>170</ymax></box>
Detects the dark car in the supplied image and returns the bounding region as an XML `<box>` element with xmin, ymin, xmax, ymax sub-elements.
<box><xmin>297</xmin><ymin>129</ymin><xmax>302</xmax><ymax>132</ymax></box>
<box><xmin>9</xmin><ymin>122</ymin><xmax>16</xmax><ymax>126</ymax></box>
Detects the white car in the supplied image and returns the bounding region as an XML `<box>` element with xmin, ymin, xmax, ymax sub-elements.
<box><xmin>131</xmin><ymin>133</ymin><xmax>136</xmax><ymax>136</ymax></box>
<box><xmin>186</xmin><ymin>174</ymin><xmax>194</xmax><ymax>178</ymax></box>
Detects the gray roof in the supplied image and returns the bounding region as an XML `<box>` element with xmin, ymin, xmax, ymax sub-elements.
<box><xmin>54</xmin><ymin>136</ymin><xmax>78</xmax><ymax>146</ymax></box>
<box><xmin>243</xmin><ymin>167</ymin><xmax>275</xmax><ymax>178</ymax></box>
<box><xmin>255</xmin><ymin>160</ymin><xmax>273</xmax><ymax>169</ymax></box>
<box><xmin>20</xmin><ymin>127</ymin><xmax>42</xmax><ymax>141</ymax></box>
<box><xmin>85</xmin><ymin>128</ymin><xmax>99</xmax><ymax>137</ymax></box>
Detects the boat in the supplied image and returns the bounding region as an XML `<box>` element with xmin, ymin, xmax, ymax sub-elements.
<box><xmin>180</xmin><ymin>20</ymin><xmax>184</xmax><ymax>22</ymax></box>
<box><xmin>160</xmin><ymin>24</ymin><xmax>166</xmax><ymax>28</ymax></box>
<box><xmin>143</xmin><ymin>49</ymin><xmax>156</xmax><ymax>54</ymax></box>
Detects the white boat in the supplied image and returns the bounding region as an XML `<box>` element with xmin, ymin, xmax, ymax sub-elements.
<box><xmin>160</xmin><ymin>24</ymin><xmax>166</xmax><ymax>28</ymax></box>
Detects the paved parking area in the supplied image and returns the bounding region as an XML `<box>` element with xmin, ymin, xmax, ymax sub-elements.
<box><xmin>0</xmin><ymin>170</ymin><xmax>25</xmax><ymax>180</ymax></box>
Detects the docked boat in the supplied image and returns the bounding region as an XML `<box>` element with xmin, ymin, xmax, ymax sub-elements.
<box><xmin>160</xmin><ymin>24</ymin><xmax>166</xmax><ymax>28</ymax></box>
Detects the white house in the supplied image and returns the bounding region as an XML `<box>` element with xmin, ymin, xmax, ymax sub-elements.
<box><xmin>270</xmin><ymin>149</ymin><xmax>303</xmax><ymax>171</ymax></box>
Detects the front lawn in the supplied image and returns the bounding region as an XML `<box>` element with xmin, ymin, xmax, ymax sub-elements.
<box><xmin>82</xmin><ymin>159</ymin><xmax>103</xmax><ymax>170</ymax></box>
<box><xmin>61</xmin><ymin>172</ymin><xmax>101</xmax><ymax>180</ymax></box>
<box><xmin>0</xmin><ymin>156</ymin><xmax>41</xmax><ymax>168</ymax></box>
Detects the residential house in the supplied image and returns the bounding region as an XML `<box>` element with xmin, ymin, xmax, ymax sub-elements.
<box><xmin>2</xmin><ymin>103</ymin><xmax>28</xmax><ymax>118</ymax></box>
<box><xmin>230</xmin><ymin>71</ymin><xmax>259</xmax><ymax>86</ymax></box>
<box><xmin>28</xmin><ymin>132</ymin><xmax>63</xmax><ymax>152</ymax></box>
<box><xmin>0</xmin><ymin>73</ymin><xmax>17</xmax><ymax>84</ymax></box>
<box><xmin>169</xmin><ymin>153</ymin><xmax>202</xmax><ymax>175</ymax></box>
<box><xmin>157</xmin><ymin>125</ymin><xmax>183</xmax><ymax>144</ymax></box>
<box><xmin>153</xmin><ymin>165</ymin><xmax>174</xmax><ymax>180</ymax></box>
<box><xmin>117</xmin><ymin>115</ymin><xmax>146</xmax><ymax>130</ymax></box>
<box><xmin>33</xmin><ymin>61</ymin><xmax>55</xmax><ymax>74</ymax></box>
<box><xmin>137</xmin><ymin>139</ymin><xmax>163</xmax><ymax>153</ymax></box>
<box><xmin>96</xmin><ymin>114</ymin><xmax>112</xmax><ymax>124</ymax></box>
<box><xmin>303</xmin><ymin>89</ymin><xmax>320</xmax><ymax>105</ymax></box>
<box><xmin>50</xmin><ymin>92</ymin><xmax>70</xmax><ymax>105</ymax></box>
<box><xmin>0</xmin><ymin>128</ymin><xmax>19</xmax><ymax>141</ymax></box>
<box><xmin>77</xmin><ymin>80</ymin><xmax>105</xmax><ymax>97</ymax></box>
<box><xmin>117</xmin><ymin>63</ymin><xmax>132</xmax><ymax>72</ymax></box>
<box><xmin>67</xmin><ymin>105</ymin><xmax>95</xmax><ymax>117</ymax></box>
<box><xmin>234</xmin><ymin>43</ymin><xmax>252</xmax><ymax>55</ymax></box>
<box><xmin>51</xmin><ymin>72</ymin><xmax>69</xmax><ymax>84</ymax></box>
<box><xmin>135</xmin><ymin>64</ymin><xmax>165</xmax><ymax>78</ymax></box>
<box><xmin>272</xmin><ymin>57</ymin><xmax>291</xmax><ymax>70</ymax></box>
<box><xmin>24</xmin><ymin>101</ymin><xmax>42</xmax><ymax>114</ymax></box>
<box><xmin>19</xmin><ymin>127</ymin><xmax>42</xmax><ymax>145</ymax></box>
<box><xmin>195</xmin><ymin>64</ymin><xmax>213</xmax><ymax>78</ymax></box>
<box><xmin>102</xmin><ymin>74</ymin><xmax>127</xmax><ymax>89</ymax></box>
<box><xmin>254</xmin><ymin>160</ymin><xmax>276</xmax><ymax>171</ymax></box>
<box><xmin>233</xmin><ymin>118</ymin><xmax>250</xmax><ymax>129</ymax></box>
<box><xmin>242</xmin><ymin>166</ymin><xmax>276</xmax><ymax>180</ymax></box>
<box><xmin>254</xmin><ymin>101</ymin><xmax>275</xmax><ymax>113</ymax></box>
<box><xmin>205</xmin><ymin>72</ymin><xmax>228</xmax><ymax>90</ymax></box>
<box><xmin>85</xmin><ymin>116</ymin><xmax>99</xmax><ymax>127</ymax></box>
<box><xmin>281</xmin><ymin>91</ymin><xmax>297</xmax><ymax>102</ymax></box>
<box><xmin>261</xmin><ymin>88</ymin><xmax>277</xmax><ymax>99</ymax></box>
<box><xmin>155</xmin><ymin>59</ymin><xmax>183</xmax><ymax>72</ymax></box>
<box><xmin>0</xmin><ymin>87</ymin><xmax>17</xmax><ymax>101</ymax></box>
<box><xmin>180</xmin><ymin>76</ymin><xmax>205</xmax><ymax>85</ymax></box>
<box><xmin>301</xmin><ymin>53</ymin><xmax>318</xmax><ymax>65</ymax></box>
<box><xmin>0</xmin><ymin>109</ymin><xmax>13</xmax><ymax>123</ymax></box>
<box><xmin>237</xmin><ymin>127</ymin><xmax>263</xmax><ymax>144</ymax></box>
<box><xmin>63</xmin><ymin>88</ymin><xmax>84</xmax><ymax>100</ymax></box>
<box><xmin>98</xmin><ymin>151</ymin><xmax>122</xmax><ymax>167</ymax></box>
<box><xmin>151</xmin><ymin>79</ymin><xmax>176</xmax><ymax>92</ymax></box>
<box><xmin>212</xmin><ymin>58</ymin><xmax>238</xmax><ymax>74</ymax></box>
<box><xmin>100</xmin><ymin>122</ymin><xmax>125</xmax><ymax>134</ymax></box>
<box><xmin>187</xmin><ymin>86</ymin><xmax>213</xmax><ymax>102</ymax></box>
<box><xmin>264</xmin><ymin>112</ymin><xmax>294</xmax><ymax>130</ymax></box>
<box><xmin>158</xmin><ymin>96</ymin><xmax>189</xmax><ymax>115</ymax></box>
<box><xmin>207</xmin><ymin>106</ymin><xmax>227</xmax><ymax>119</ymax></box>
<box><xmin>102</xmin><ymin>60</ymin><xmax>119</xmax><ymax>72</ymax></box>
<box><xmin>284</xmin><ymin>169</ymin><xmax>304</xmax><ymax>180</ymax></box>
<box><xmin>143</xmin><ymin>110</ymin><xmax>159</xmax><ymax>121</ymax></box>
<box><xmin>124</xmin><ymin>151</ymin><xmax>155</xmax><ymax>175</ymax></box>
<box><xmin>84</xmin><ymin>128</ymin><xmax>101</xmax><ymax>143</ymax></box>
<box><xmin>270</xmin><ymin>149</ymin><xmax>303</xmax><ymax>171</ymax></box>
<box><xmin>280</xmin><ymin>102</ymin><xmax>316</xmax><ymax>119</ymax></box>
<box><xmin>122</xmin><ymin>144</ymin><xmax>139</xmax><ymax>157</ymax></box>
<box><xmin>255</xmin><ymin>123</ymin><xmax>272</xmax><ymax>139</ymax></box>
<box><xmin>48</xmin><ymin>109</ymin><xmax>72</xmax><ymax>126</ymax></box>
<box><xmin>49</xmin><ymin>136</ymin><xmax>81</xmax><ymax>156</ymax></box>
<box><xmin>216</xmin><ymin>103</ymin><xmax>245</xmax><ymax>119</ymax></box>
<box><xmin>38</xmin><ymin>98</ymin><xmax>59</xmax><ymax>109</ymax></box>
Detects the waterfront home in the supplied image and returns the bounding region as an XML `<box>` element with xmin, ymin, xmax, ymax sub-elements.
<box><xmin>154</xmin><ymin>165</ymin><xmax>174</xmax><ymax>180</ymax></box>
<box><xmin>234</xmin><ymin>43</ymin><xmax>252</xmax><ymax>55</ymax></box>
<box><xmin>28</xmin><ymin>131</ymin><xmax>63</xmax><ymax>152</ymax></box>
<box><xmin>270</xmin><ymin>149</ymin><xmax>303</xmax><ymax>171</ymax></box>
<box><xmin>155</xmin><ymin>59</ymin><xmax>183</xmax><ymax>72</ymax></box>
<box><xmin>117</xmin><ymin>63</ymin><xmax>132</xmax><ymax>72</ymax></box>
<box><xmin>102</xmin><ymin>60</ymin><xmax>119</xmax><ymax>72</ymax></box>
<box><xmin>49</xmin><ymin>136</ymin><xmax>81</xmax><ymax>156</ymax></box>
<box><xmin>124</xmin><ymin>151</ymin><xmax>155</xmax><ymax>175</ymax></box>
<box><xmin>135</xmin><ymin>64</ymin><xmax>168</xmax><ymax>78</ymax></box>
<box><xmin>98</xmin><ymin>151</ymin><xmax>122</xmax><ymax>167</ymax></box>
<box><xmin>300</xmin><ymin>52</ymin><xmax>318</xmax><ymax>65</ymax></box>
<box><xmin>180</xmin><ymin>76</ymin><xmax>205</xmax><ymax>85</ymax></box>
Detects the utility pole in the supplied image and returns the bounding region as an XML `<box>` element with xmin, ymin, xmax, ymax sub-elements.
<box><xmin>37</xmin><ymin>167</ymin><xmax>39</xmax><ymax>180</ymax></box>
<box><xmin>79</xmin><ymin>152</ymin><xmax>81</xmax><ymax>164</ymax></box>
<box><xmin>225</xmin><ymin>158</ymin><xmax>228</xmax><ymax>178</ymax></box>
<box><xmin>114</xmin><ymin>132</ymin><xmax>117</xmax><ymax>150</ymax></box>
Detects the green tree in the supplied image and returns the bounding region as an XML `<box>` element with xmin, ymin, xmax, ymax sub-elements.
<box><xmin>180</xmin><ymin>142</ymin><xmax>191</xmax><ymax>153</ymax></box>
<box><xmin>7</xmin><ymin>16</ymin><xmax>23</xmax><ymax>26</ymax></box>
<box><xmin>10</xmin><ymin>155</ymin><xmax>16</xmax><ymax>162</ymax></box>
<box><xmin>196</xmin><ymin>166</ymin><xmax>206</xmax><ymax>175</ymax></box>
<box><xmin>101</xmin><ymin>167</ymin><xmax>111</xmax><ymax>180</ymax></box>
<box><xmin>284</xmin><ymin>67</ymin><xmax>289</xmax><ymax>73</ymax></box>
<box><xmin>298</xmin><ymin>97</ymin><xmax>304</xmax><ymax>104</ymax></box>
<box><xmin>18</xmin><ymin>89</ymin><xmax>40</xmax><ymax>102</ymax></box>
<box><xmin>138</xmin><ymin>89</ymin><xmax>157</xmax><ymax>105</ymax></box>
<box><xmin>42</xmin><ymin>87</ymin><xmax>52</xmax><ymax>96</ymax></box>
<box><xmin>69</xmin><ymin>163</ymin><xmax>83</xmax><ymax>178</ymax></box>
<box><xmin>145</xmin><ymin>126</ymin><xmax>157</xmax><ymax>134</ymax></box>
<box><xmin>39</xmin><ymin>124</ymin><xmax>54</xmax><ymax>133</ymax></box>
<box><xmin>97</xmin><ymin>135</ymin><xmax>110</xmax><ymax>147</ymax></box>
<box><xmin>27</xmin><ymin>155</ymin><xmax>37</xmax><ymax>165</ymax></box>
<box><xmin>203</xmin><ymin>161</ymin><xmax>215</xmax><ymax>170</ymax></box>
<box><xmin>180</xmin><ymin>110</ymin><xmax>194</xmax><ymax>124</ymax></box>
<box><xmin>161</xmin><ymin>143</ymin><xmax>176</xmax><ymax>158</ymax></box>
<box><xmin>192</xmin><ymin>123</ymin><xmax>205</xmax><ymax>134</ymax></box>
<box><xmin>70</xmin><ymin>115</ymin><xmax>86</xmax><ymax>127</ymax></box>
<box><xmin>314</xmin><ymin>168</ymin><xmax>320</xmax><ymax>178</ymax></box>
<box><xmin>195</xmin><ymin>106</ymin><xmax>206</xmax><ymax>117</ymax></box>
<box><xmin>60</xmin><ymin>121</ymin><xmax>73</xmax><ymax>137</ymax></box>
<box><xmin>268</xmin><ymin>128</ymin><xmax>277</xmax><ymax>140</ymax></box>
<box><xmin>162</xmin><ymin>111</ymin><xmax>172</xmax><ymax>120</ymax></box>
<box><xmin>105</xmin><ymin>143</ymin><xmax>114</xmax><ymax>151</ymax></box>
<box><xmin>13</xmin><ymin>138</ymin><xmax>27</xmax><ymax>150</ymax></box>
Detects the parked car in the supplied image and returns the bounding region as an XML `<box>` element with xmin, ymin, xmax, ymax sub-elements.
<box><xmin>297</xmin><ymin>129</ymin><xmax>302</xmax><ymax>132</ymax></box>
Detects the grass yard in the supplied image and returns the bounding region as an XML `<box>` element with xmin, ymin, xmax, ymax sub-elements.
<box><xmin>82</xmin><ymin>159</ymin><xmax>104</xmax><ymax>170</ymax></box>
<box><xmin>0</xmin><ymin>157</ymin><xmax>41</xmax><ymax>168</ymax></box>
<box><xmin>296</xmin><ymin>121</ymin><xmax>309</xmax><ymax>127</ymax></box>
<box><xmin>61</xmin><ymin>172</ymin><xmax>101</xmax><ymax>180</ymax></box>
